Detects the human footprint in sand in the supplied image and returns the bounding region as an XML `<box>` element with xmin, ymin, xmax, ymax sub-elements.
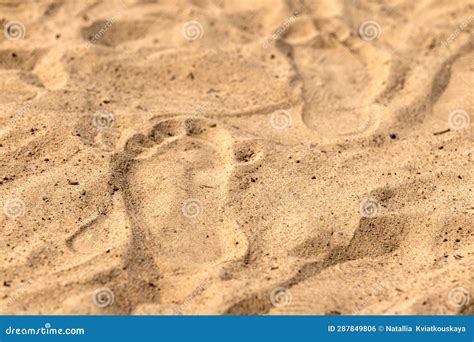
<box><xmin>110</xmin><ymin>117</ymin><xmax>251</xmax><ymax>303</ymax></box>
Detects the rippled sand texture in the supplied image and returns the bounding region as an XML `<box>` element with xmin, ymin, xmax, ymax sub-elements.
<box><xmin>0</xmin><ymin>0</ymin><xmax>473</xmax><ymax>315</ymax></box>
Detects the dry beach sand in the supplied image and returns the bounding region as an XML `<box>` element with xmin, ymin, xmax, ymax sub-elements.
<box><xmin>0</xmin><ymin>0</ymin><xmax>473</xmax><ymax>315</ymax></box>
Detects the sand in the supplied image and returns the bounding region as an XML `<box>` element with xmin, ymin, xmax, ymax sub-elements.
<box><xmin>0</xmin><ymin>0</ymin><xmax>473</xmax><ymax>315</ymax></box>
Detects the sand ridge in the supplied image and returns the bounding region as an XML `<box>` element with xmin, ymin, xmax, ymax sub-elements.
<box><xmin>0</xmin><ymin>0</ymin><xmax>473</xmax><ymax>315</ymax></box>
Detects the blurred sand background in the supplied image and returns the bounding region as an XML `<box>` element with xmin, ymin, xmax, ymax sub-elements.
<box><xmin>0</xmin><ymin>0</ymin><xmax>473</xmax><ymax>315</ymax></box>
